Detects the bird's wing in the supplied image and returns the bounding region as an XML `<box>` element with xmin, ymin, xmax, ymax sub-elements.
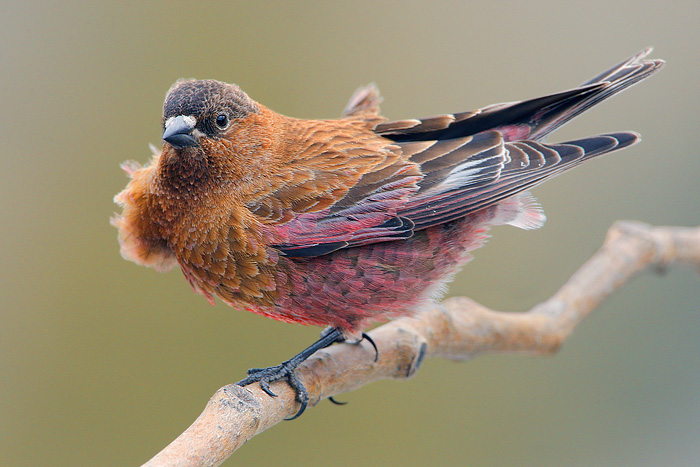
<box><xmin>258</xmin><ymin>127</ymin><xmax>638</xmax><ymax>257</ymax></box>
<box><xmin>255</xmin><ymin>49</ymin><xmax>661</xmax><ymax>257</ymax></box>
<box><xmin>247</xmin><ymin>118</ymin><xmax>423</xmax><ymax>256</ymax></box>
<box><xmin>398</xmin><ymin>131</ymin><xmax>639</xmax><ymax>230</ymax></box>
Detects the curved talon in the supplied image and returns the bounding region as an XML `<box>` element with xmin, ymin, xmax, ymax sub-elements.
<box><xmin>285</xmin><ymin>399</ymin><xmax>308</xmax><ymax>420</ymax></box>
<box><xmin>260</xmin><ymin>382</ymin><xmax>278</xmax><ymax>398</ymax></box>
<box><xmin>328</xmin><ymin>396</ymin><xmax>348</xmax><ymax>406</ymax></box>
<box><xmin>361</xmin><ymin>332</ymin><xmax>379</xmax><ymax>362</ymax></box>
<box><xmin>284</xmin><ymin>372</ymin><xmax>309</xmax><ymax>419</ymax></box>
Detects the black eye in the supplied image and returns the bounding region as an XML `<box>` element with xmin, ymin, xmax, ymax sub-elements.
<box><xmin>215</xmin><ymin>114</ymin><xmax>228</xmax><ymax>129</ymax></box>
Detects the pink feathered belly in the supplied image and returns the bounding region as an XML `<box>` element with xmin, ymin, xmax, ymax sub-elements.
<box><xmin>254</xmin><ymin>211</ymin><xmax>492</xmax><ymax>332</ymax></box>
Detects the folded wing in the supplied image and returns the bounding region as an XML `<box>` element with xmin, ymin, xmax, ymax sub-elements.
<box><xmin>268</xmin><ymin>49</ymin><xmax>662</xmax><ymax>257</ymax></box>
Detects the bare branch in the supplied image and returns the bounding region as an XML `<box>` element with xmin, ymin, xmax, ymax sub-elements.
<box><xmin>142</xmin><ymin>221</ymin><xmax>700</xmax><ymax>467</ymax></box>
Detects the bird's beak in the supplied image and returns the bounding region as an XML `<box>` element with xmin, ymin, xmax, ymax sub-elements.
<box><xmin>163</xmin><ymin>115</ymin><xmax>199</xmax><ymax>148</ymax></box>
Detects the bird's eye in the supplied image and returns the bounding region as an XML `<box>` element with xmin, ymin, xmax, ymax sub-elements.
<box><xmin>215</xmin><ymin>114</ymin><xmax>229</xmax><ymax>129</ymax></box>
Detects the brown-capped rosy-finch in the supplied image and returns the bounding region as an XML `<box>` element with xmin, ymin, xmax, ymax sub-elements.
<box><xmin>113</xmin><ymin>48</ymin><xmax>663</xmax><ymax>417</ymax></box>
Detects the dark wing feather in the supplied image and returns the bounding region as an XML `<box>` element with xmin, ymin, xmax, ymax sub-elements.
<box><xmin>401</xmin><ymin>133</ymin><xmax>638</xmax><ymax>230</ymax></box>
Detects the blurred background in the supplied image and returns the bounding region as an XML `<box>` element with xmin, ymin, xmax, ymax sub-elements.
<box><xmin>1</xmin><ymin>1</ymin><xmax>698</xmax><ymax>466</ymax></box>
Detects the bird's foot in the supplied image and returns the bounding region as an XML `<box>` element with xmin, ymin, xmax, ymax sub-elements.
<box><xmin>237</xmin><ymin>327</ymin><xmax>346</xmax><ymax>420</ymax></box>
<box><xmin>238</xmin><ymin>362</ymin><xmax>310</xmax><ymax>420</ymax></box>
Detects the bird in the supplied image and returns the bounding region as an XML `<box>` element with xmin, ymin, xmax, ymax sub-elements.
<box><xmin>113</xmin><ymin>48</ymin><xmax>663</xmax><ymax>418</ymax></box>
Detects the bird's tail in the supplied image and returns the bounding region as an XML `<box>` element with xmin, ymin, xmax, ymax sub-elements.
<box><xmin>526</xmin><ymin>47</ymin><xmax>664</xmax><ymax>141</ymax></box>
<box><xmin>376</xmin><ymin>48</ymin><xmax>664</xmax><ymax>143</ymax></box>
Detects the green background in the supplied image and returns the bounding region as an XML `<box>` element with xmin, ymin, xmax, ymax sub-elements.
<box><xmin>2</xmin><ymin>1</ymin><xmax>698</xmax><ymax>466</ymax></box>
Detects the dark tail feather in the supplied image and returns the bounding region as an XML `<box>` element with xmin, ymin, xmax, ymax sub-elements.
<box><xmin>529</xmin><ymin>48</ymin><xmax>664</xmax><ymax>141</ymax></box>
<box><xmin>377</xmin><ymin>49</ymin><xmax>664</xmax><ymax>144</ymax></box>
<box><xmin>581</xmin><ymin>47</ymin><xmax>657</xmax><ymax>86</ymax></box>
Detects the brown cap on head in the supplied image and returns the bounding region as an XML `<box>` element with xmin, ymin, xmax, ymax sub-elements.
<box><xmin>163</xmin><ymin>79</ymin><xmax>259</xmax><ymax>136</ymax></box>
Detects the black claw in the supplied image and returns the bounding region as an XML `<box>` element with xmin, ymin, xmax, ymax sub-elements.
<box><xmin>261</xmin><ymin>383</ymin><xmax>277</xmax><ymax>398</ymax></box>
<box><xmin>328</xmin><ymin>396</ymin><xmax>348</xmax><ymax>406</ymax></box>
<box><xmin>361</xmin><ymin>332</ymin><xmax>379</xmax><ymax>362</ymax></box>
<box><xmin>285</xmin><ymin>399</ymin><xmax>308</xmax><ymax>420</ymax></box>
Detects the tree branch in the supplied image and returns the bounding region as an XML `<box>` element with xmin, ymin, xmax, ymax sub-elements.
<box><xmin>142</xmin><ymin>221</ymin><xmax>700</xmax><ymax>467</ymax></box>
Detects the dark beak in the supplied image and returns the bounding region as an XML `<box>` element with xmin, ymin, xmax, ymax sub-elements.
<box><xmin>163</xmin><ymin>115</ymin><xmax>199</xmax><ymax>148</ymax></box>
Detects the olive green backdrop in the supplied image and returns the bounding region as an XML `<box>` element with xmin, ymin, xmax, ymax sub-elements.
<box><xmin>1</xmin><ymin>1</ymin><xmax>698</xmax><ymax>466</ymax></box>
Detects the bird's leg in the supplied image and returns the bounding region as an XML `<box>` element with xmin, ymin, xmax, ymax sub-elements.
<box><xmin>237</xmin><ymin>327</ymin><xmax>345</xmax><ymax>420</ymax></box>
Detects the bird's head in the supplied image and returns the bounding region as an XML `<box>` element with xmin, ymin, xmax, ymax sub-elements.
<box><xmin>162</xmin><ymin>79</ymin><xmax>259</xmax><ymax>150</ymax></box>
<box><xmin>157</xmin><ymin>79</ymin><xmax>274</xmax><ymax>193</ymax></box>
